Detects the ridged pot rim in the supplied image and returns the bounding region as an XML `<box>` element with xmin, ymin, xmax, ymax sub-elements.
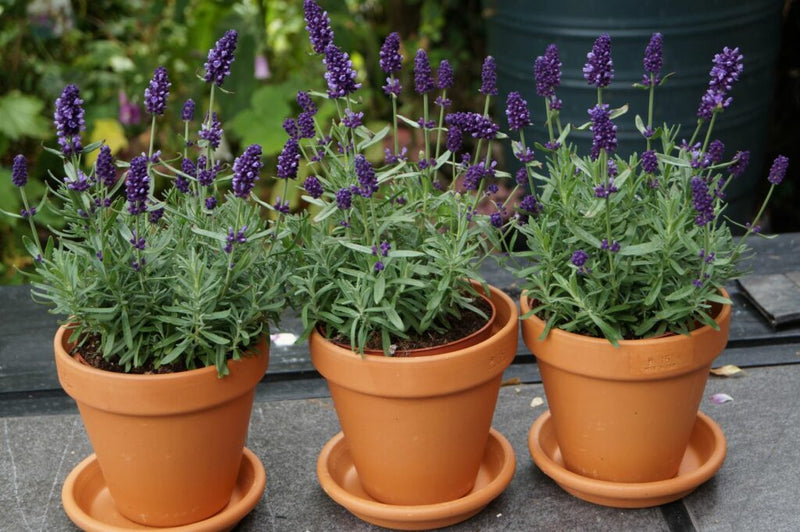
<box><xmin>519</xmin><ymin>289</ymin><xmax>731</xmax><ymax>380</ymax></box>
<box><xmin>310</xmin><ymin>282</ymin><xmax>519</xmax><ymax>397</ymax></box>
<box><xmin>54</xmin><ymin>325</ymin><xmax>269</xmax><ymax>415</ymax></box>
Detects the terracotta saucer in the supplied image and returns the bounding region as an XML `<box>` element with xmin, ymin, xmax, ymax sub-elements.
<box><xmin>317</xmin><ymin>428</ymin><xmax>516</xmax><ymax>530</ymax></box>
<box><xmin>61</xmin><ymin>447</ymin><xmax>266</xmax><ymax>532</ymax></box>
<box><xmin>528</xmin><ymin>410</ymin><xmax>726</xmax><ymax>508</ymax></box>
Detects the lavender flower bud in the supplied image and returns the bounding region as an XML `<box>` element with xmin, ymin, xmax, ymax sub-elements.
<box><xmin>588</xmin><ymin>103</ymin><xmax>617</xmax><ymax>160</ymax></box>
<box><xmin>232</xmin><ymin>144</ymin><xmax>263</xmax><ymax>198</ymax></box>
<box><xmin>182</xmin><ymin>99</ymin><xmax>195</xmax><ymax>121</ymax></box>
<box><xmin>379</xmin><ymin>32</ymin><xmax>402</xmax><ymax>74</ymax></box>
<box><xmin>323</xmin><ymin>44</ymin><xmax>361</xmax><ymax>99</ymax></box>
<box><xmin>335</xmin><ymin>187</ymin><xmax>352</xmax><ymax>210</ymax></box>
<box><xmin>729</xmin><ymin>150</ymin><xmax>750</xmax><ymax>177</ymax></box>
<box><xmin>199</xmin><ymin>112</ymin><xmax>223</xmax><ymax>149</ymax></box>
<box><xmin>767</xmin><ymin>155</ymin><xmax>789</xmax><ymax>185</ymax></box>
<box><xmin>583</xmin><ymin>34</ymin><xmax>614</xmax><ymax>88</ymax></box>
<box><xmin>303</xmin><ymin>0</ymin><xmax>334</xmax><ymax>54</ymax></box>
<box><xmin>571</xmin><ymin>250</ymin><xmax>589</xmax><ymax>275</ymax></box>
<box><xmin>462</xmin><ymin>164</ymin><xmax>486</xmax><ymax>191</ymax></box>
<box><xmin>414</xmin><ymin>49</ymin><xmax>435</xmax><ymax>94</ymax></box>
<box><xmin>144</xmin><ymin>66</ymin><xmax>170</xmax><ymax>116</ymax></box>
<box><xmin>480</xmin><ymin>56</ymin><xmax>498</xmax><ymax>96</ymax></box>
<box><xmin>95</xmin><ymin>145</ymin><xmax>117</xmax><ymax>187</ymax></box>
<box><xmin>446</xmin><ymin>126</ymin><xmax>462</xmax><ymax>154</ymax></box>
<box><xmin>516</xmin><ymin>167</ymin><xmax>529</xmax><ymax>187</ymax></box>
<box><xmin>594</xmin><ymin>177</ymin><xmax>618</xmax><ymax>198</ymax></box>
<box><xmin>641</xmin><ymin>149</ymin><xmax>658</xmax><ymax>174</ymax></box>
<box><xmin>642</xmin><ymin>33</ymin><xmax>663</xmax><ymax>85</ymax></box>
<box><xmin>534</xmin><ymin>44</ymin><xmax>562</xmax><ymax>98</ymax></box>
<box><xmin>374</xmin><ymin>261</ymin><xmax>384</xmax><ymax>272</ymax></box>
<box><xmin>177</xmin><ymin>158</ymin><xmax>194</xmax><ymax>193</ymax></box>
<box><xmin>204</xmin><ymin>30</ymin><xmax>238</xmax><ymax>87</ymax></box>
<box><xmin>276</xmin><ymin>138</ymin><xmax>300</xmax><ymax>179</ymax></box>
<box><xmin>274</xmin><ymin>197</ymin><xmax>290</xmax><ymax>214</ymax></box>
<box><xmin>54</xmin><ymin>84</ymin><xmax>85</xmax><ymax>157</ymax></box>
<box><xmin>297</xmin><ymin>111</ymin><xmax>315</xmax><ymax>139</ymax></box>
<box><xmin>66</xmin><ymin>170</ymin><xmax>91</xmax><ymax>192</ymax></box>
<box><xmin>690</xmin><ymin>176</ymin><xmax>714</xmax><ymax>226</ymax></box>
<box><xmin>205</xmin><ymin>197</ymin><xmax>217</xmax><ymax>210</ymax></box>
<box><xmin>283</xmin><ymin>117</ymin><xmax>298</xmax><ymax>139</ymax></box>
<box><xmin>196</xmin><ymin>156</ymin><xmax>221</xmax><ymax>187</ymax></box>
<box><xmin>445</xmin><ymin>112</ymin><xmax>499</xmax><ymax>140</ymax></box>
<box><xmin>11</xmin><ymin>154</ymin><xmax>27</xmax><ymax>187</ymax></box>
<box><xmin>355</xmin><ymin>154</ymin><xmax>378</xmax><ymax>198</ymax></box>
<box><xmin>303</xmin><ymin>176</ymin><xmax>324</xmax><ymax>199</ymax></box>
<box><xmin>437</xmin><ymin>60</ymin><xmax>454</xmax><ymax>90</ymax></box>
<box><xmin>383</xmin><ymin>77</ymin><xmax>402</xmax><ymax>96</ymax></box>
<box><xmin>125</xmin><ymin>155</ymin><xmax>150</xmax><ymax>215</ymax></box>
<box><xmin>708</xmin><ymin>139</ymin><xmax>725</xmax><ymax>164</ymax></box>
<box><xmin>149</xmin><ymin>207</ymin><xmax>164</xmax><ymax>224</ymax></box>
<box><xmin>297</xmin><ymin>91</ymin><xmax>317</xmax><ymax>115</ymax></box>
<box><xmin>342</xmin><ymin>108</ymin><xmax>364</xmax><ymax>128</ymax></box>
<box><xmin>505</xmin><ymin>91</ymin><xmax>531</xmax><ymax>131</ymax></box>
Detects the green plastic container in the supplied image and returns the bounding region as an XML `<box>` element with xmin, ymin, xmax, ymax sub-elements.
<box><xmin>485</xmin><ymin>0</ymin><xmax>783</xmax><ymax>224</ymax></box>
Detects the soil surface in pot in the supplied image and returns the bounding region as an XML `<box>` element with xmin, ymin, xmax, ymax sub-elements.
<box><xmin>331</xmin><ymin>297</ymin><xmax>493</xmax><ymax>355</ymax></box>
<box><xmin>70</xmin><ymin>335</ymin><xmax>189</xmax><ymax>373</ymax></box>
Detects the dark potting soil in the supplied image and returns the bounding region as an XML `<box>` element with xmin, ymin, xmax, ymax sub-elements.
<box><xmin>71</xmin><ymin>334</ymin><xmax>189</xmax><ymax>374</ymax></box>
<box><xmin>332</xmin><ymin>296</ymin><xmax>493</xmax><ymax>355</ymax></box>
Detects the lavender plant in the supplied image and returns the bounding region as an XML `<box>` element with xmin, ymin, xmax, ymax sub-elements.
<box><xmin>506</xmin><ymin>33</ymin><xmax>789</xmax><ymax>343</ymax></box>
<box><xmin>288</xmin><ymin>0</ymin><xmax>505</xmax><ymax>354</ymax></box>
<box><xmin>3</xmin><ymin>30</ymin><xmax>295</xmax><ymax>375</ymax></box>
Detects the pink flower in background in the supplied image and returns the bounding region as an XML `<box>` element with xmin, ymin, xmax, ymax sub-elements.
<box><xmin>254</xmin><ymin>54</ymin><xmax>270</xmax><ymax>80</ymax></box>
<box><xmin>118</xmin><ymin>90</ymin><xmax>141</xmax><ymax>126</ymax></box>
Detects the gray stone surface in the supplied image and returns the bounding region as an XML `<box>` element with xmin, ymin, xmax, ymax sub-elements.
<box><xmin>2</xmin><ymin>365</ymin><xmax>798</xmax><ymax>531</ymax></box>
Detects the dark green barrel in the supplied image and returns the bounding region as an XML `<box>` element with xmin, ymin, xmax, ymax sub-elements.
<box><xmin>485</xmin><ymin>0</ymin><xmax>783</xmax><ymax>224</ymax></box>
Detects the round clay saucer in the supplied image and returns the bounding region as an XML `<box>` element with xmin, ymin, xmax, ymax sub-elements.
<box><xmin>317</xmin><ymin>428</ymin><xmax>516</xmax><ymax>530</ymax></box>
<box><xmin>528</xmin><ymin>410</ymin><xmax>726</xmax><ymax>508</ymax></box>
<box><xmin>61</xmin><ymin>447</ymin><xmax>266</xmax><ymax>532</ymax></box>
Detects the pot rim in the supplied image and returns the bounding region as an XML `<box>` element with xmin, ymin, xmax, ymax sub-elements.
<box><xmin>520</xmin><ymin>288</ymin><xmax>731</xmax><ymax>348</ymax></box>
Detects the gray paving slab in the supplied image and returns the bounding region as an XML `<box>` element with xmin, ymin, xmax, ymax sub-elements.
<box><xmin>2</xmin><ymin>365</ymin><xmax>798</xmax><ymax>531</ymax></box>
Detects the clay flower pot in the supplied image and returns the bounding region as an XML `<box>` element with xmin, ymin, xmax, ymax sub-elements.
<box><xmin>311</xmin><ymin>283</ymin><xmax>518</xmax><ymax>506</ymax></box>
<box><xmin>521</xmin><ymin>291</ymin><xmax>731</xmax><ymax>484</ymax></box>
<box><xmin>54</xmin><ymin>325</ymin><xmax>268</xmax><ymax>527</ymax></box>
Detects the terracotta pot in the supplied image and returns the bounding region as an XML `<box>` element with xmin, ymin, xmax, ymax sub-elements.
<box><xmin>520</xmin><ymin>292</ymin><xmax>730</xmax><ymax>483</ymax></box>
<box><xmin>54</xmin><ymin>326</ymin><xmax>268</xmax><ymax>527</ymax></box>
<box><xmin>311</xmin><ymin>282</ymin><xmax>518</xmax><ymax>506</ymax></box>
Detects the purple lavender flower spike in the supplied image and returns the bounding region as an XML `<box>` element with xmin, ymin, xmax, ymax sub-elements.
<box><xmin>642</xmin><ymin>33</ymin><xmax>663</xmax><ymax>85</ymax></box>
<box><xmin>446</xmin><ymin>112</ymin><xmax>499</xmax><ymax>140</ymax></box>
<box><xmin>232</xmin><ymin>144</ymin><xmax>263</xmax><ymax>198</ymax></box>
<box><xmin>534</xmin><ymin>44</ymin><xmax>562</xmax><ymax>98</ymax></box>
<box><xmin>96</xmin><ymin>145</ymin><xmax>116</xmax><ymax>187</ymax></box>
<box><xmin>176</xmin><ymin>158</ymin><xmax>193</xmax><ymax>193</ymax></box>
<box><xmin>303</xmin><ymin>176</ymin><xmax>324</xmax><ymax>199</ymax></box>
<box><xmin>516</xmin><ymin>167</ymin><xmax>529</xmax><ymax>187</ymax></box>
<box><xmin>729</xmin><ymin>150</ymin><xmax>750</xmax><ymax>177</ymax></box>
<box><xmin>480</xmin><ymin>56</ymin><xmax>498</xmax><ymax>96</ymax></box>
<box><xmin>355</xmin><ymin>154</ymin><xmax>377</xmax><ymax>198</ymax></box>
<box><xmin>182</xmin><ymin>99</ymin><xmax>195</xmax><ymax>122</ymax></box>
<box><xmin>54</xmin><ymin>84</ymin><xmax>85</xmax><ymax>157</ymax></box>
<box><xmin>641</xmin><ymin>149</ymin><xmax>658</xmax><ymax>174</ymax></box>
<box><xmin>462</xmin><ymin>164</ymin><xmax>487</xmax><ymax>191</ymax></box>
<box><xmin>697</xmin><ymin>46</ymin><xmax>744</xmax><ymax>119</ymax></box>
<box><xmin>125</xmin><ymin>155</ymin><xmax>149</xmax><ymax>215</ymax></box>
<box><xmin>283</xmin><ymin>118</ymin><xmax>298</xmax><ymax>139</ymax></box>
<box><xmin>414</xmin><ymin>49</ymin><xmax>435</xmax><ymax>94</ymax></box>
<box><xmin>571</xmin><ymin>249</ymin><xmax>590</xmax><ymax>275</ymax></box>
<box><xmin>593</xmin><ymin>177</ymin><xmax>618</xmax><ymax>198</ymax></box>
<box><xmin>607</xmin><ymin>159</ymin><xmax>618</xmax><ymax>178</ymax></box>
<box><xmin>380</xmin><ymin>241</ymin><xmax>391</xmax><ymax>257</ymax></box>
<box><xmin>383</xmin><ymin>77</ymin><xmax>402</xmax><ymax>97</ymax></box>
<box><xmin>489</xmin><ymin>209</ymin><xmax>505</xmax><ymax>228</ymax></box>
<box><xmin>379</xmin><ymin>32</ymin><xmax>403</xmax><ymax>74</ymax></box>
<box><xmin>505</xmin><ymin>91</ymin><xmax>531</xmax><ymax>131</ymax></box>
<box><xmin>273</xmin><ymin>197</ymin><xmax>290</xmax><ymax>214</ymax></box>
<box><xmin>708</xmin><ymin>139</ymin><xmax>725</xmax><ymax>164</ymax></box>
<box><xmin>12</xmin><ymin>154</ymin><xmax>27</xmax><ymax>187</ymax></box>
<box><xmin>205</xmin><ymin>197</ymin><xmax>217</xmax><ymax>210</ymax></box>
<box><xmin>515</xmin><ymin>147</ymin><xmax>535</xmax><ymax>163</ymax></box>
<box><xmin>343</xmin><ymin>108</ymin><xmax>364</xmax><ymax>128</ymax></box>
<box><xmin>583</xmin><ymin>34</ymin><xmax>614</xmax><ymax>88</ymax></box>
<box><xmin>690</xmin><ymin>176</ymin><xmax>714</xmax><ymax>226</ymax></box>
<box><xmin>129</xmin><ymin>229</ymin><xmax>146</xmax><ymax>250</ymax></box>
<box><xmin>304</xmin><ymin>0</ymin><xmax>334</xmax><ymax>54</ymax></box>
<box><xmin>199</xmin><ymin>112</ymin><xmax>223</xmax><ymax>149</ymax></box>
<box><xmin>323</xmin><ymin>44</ymin><xmax>361</xmax><ymax>99</ymax></box>
<box><xmin>196</xmin><ymin>156</ymin><xmax>221</xmax><ymax>187</ymax></box>
<box><xmin>276</xmin><ymin>138</ymin><xmax>300</xmax><ymax>179</ymax></box>
<box><xmin>374</xmin><ymin>261</ymin><xmax>385</xmax><ymax>272</ymax></box>
<box><xmin>588</xmin><ymin>103</ymin><xmax>617</xmax><ymax>160</ymax></box>
<box><xmin>335</xmin><ymin>187</ymin><xmax>352</xmax><ymax>210</ymax></box>
<box><xmin>437</xmin><ymin>60</ymin><xmax>454</xmax><ymax>90</ymax></box>
<box><xmin>297</xmin><ymin>91</ymin><xmax>317</xmax><ymax>115</ymax></box>
<box><xmin>297</xmin><ymin>111</ymin><xmax>315</xmax><ymax>139</ymax></box>
<box><xmin>66</xmin><ymin>170</ymin><xmax>91</xmax><ymax>192</ymax></box>
<box><xmin>144</xmin><ymin>66</ymin><xmax>170</xmax><ymax>116</ymax></box>
<box><xmin>767</xmin><ymin>155</ymin><xmax>789</xmax><ymax>185</ymax></box>
<box><xmin>149</xmin><ymin>207</ymin><xmax>164</xmax><ymax>224</ymax></box>
<box><xmin>446</xmin><ymin>126</ymin><xmax>462</xmax><ymax>154</ymax></box>
<box><xmin>204</xmin><ymin>30</ymin><xmax>238</xmax><ymax>87</ymax></box>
